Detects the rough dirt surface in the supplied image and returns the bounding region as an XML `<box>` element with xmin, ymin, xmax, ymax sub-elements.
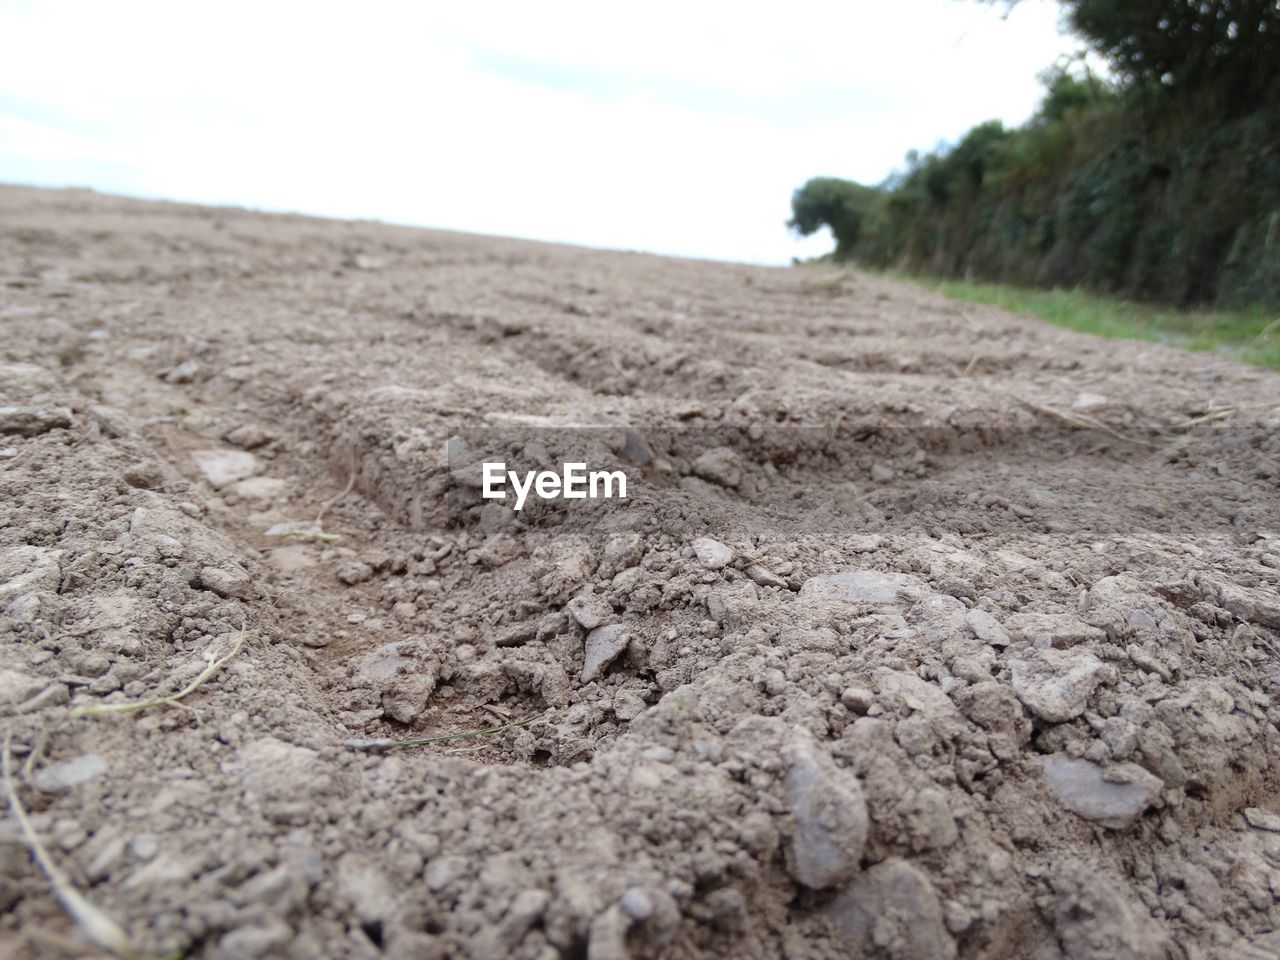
<box><xmin>2</xmin><ymin>184</ymin><xmax>1280</xmax><ymax>960</ymax></box>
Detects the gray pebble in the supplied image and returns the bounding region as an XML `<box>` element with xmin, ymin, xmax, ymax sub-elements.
<box><xmin>34</xmin><ymin>753</ymin><xmax>108</xmax><ymax>792</ymax></box>
<box><xmin>582</xmin><ymin>624</ymin><xmax>630</xmax><ymax>683</ymax></box>
<box><xmin>0</xmin><ymin>405</ymin><xmax>72</xmax><ymax>436</ymax></box>
<box><xmin>784</xmin><ymin>734</ymin><xmax>868</xmax><ymax>889</ymax></box>
<box><xmin>692</xmin><ymin>537</ymin><xmax>734</xmax><ymax>570</ymax></box>
<box><xmin>621</xmin><ymin>887</ymin><xmax>654</xmax><ymax>920</ymax></box>
<box><xmin>691</xmin><ymin>447</ymin><xmax>743</xmax><ymax>488</ymax></box>
<box><xmin>1043</xmin><ymin>756</ymin><xmax>1162</xmax><ymax>829</ymax></box>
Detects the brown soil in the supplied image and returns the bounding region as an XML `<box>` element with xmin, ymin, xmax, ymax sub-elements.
<box><xmin>2</xmin><ymin>183</ymin><xmax>1279</xmax><ymax>960</ymax></box>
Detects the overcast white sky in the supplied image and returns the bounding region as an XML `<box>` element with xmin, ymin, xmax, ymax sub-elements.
<box><xmin>0</xmin><ymin>0</ymin><xmax>1084</xmax><ymax>263</ymax></box>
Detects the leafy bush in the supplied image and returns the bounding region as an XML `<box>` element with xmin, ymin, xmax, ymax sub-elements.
<box><xmin>787</xmin><ymin>178</ymin><xmax>882</xmax><ymax>257</ymax></box>
<box><xmin>790</xmin><ymin>1</ymin><xmax>1280</xmax><ymax>310</ymax></box>
<box><xmin>1064</xmin><ymin>0</ymin><xmax>1280</xmax><ymax>110</ymax></box>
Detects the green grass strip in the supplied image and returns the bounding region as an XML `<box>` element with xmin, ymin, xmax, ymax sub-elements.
<box><xmin>899</xmin><ymin>274</ymin><xmax>1280</xmax><ymax>372</ymax></box>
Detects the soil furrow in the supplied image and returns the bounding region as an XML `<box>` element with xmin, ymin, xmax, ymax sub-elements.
<box><xmin>2</xmin><ymin>184</ymin><xmax>1280</xmax><ymax>960</ymax></box>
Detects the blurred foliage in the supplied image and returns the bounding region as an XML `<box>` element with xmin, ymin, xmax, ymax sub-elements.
<box><xmin>787</xmin><ymin>177</ymin><xmax>882</xmax><ymax>257</ymax></box>
<box><xmin>1065</xmin><ymin>0</ymin><xmax>1280</xmax><ymax>109</ymax></box>
<box><xmin>791</xmin><ymin>0</ymin><xmax>1280</xmax><ymax>310</ymax></box>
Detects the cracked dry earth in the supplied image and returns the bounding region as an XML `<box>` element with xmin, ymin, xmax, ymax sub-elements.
<box><xmin>2</xmin><ymin>184</ymin><xmax>1280</xmax><ymax>960</ymax></box>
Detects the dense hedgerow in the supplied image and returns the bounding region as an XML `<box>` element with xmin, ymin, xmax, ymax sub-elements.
<box><xmin>792</xmin><ymin>1</ymin><xmax>1280</xmax><ymax>310</ymax></box>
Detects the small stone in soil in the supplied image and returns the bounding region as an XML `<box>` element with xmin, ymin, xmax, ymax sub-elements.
<box><xmin>191</xmin><ymin>449</ymin><xmax>259</xmax><ymax>489</ymax></box>
<box><xmin>353</xmin><ymin>643</ymin><xmax>410</xmax><ymax>685</ymax></box>
<box><xmin>825</xmin><ymin>858</ymin><xmax>956</xmax><ymax>959</ymax></box>
<box><xmin>613</xmin><ymin>690</ymin><xmax>647</xmax><ymax>720</ymax></box>
<box><xmin>336</xmin><ymin>562</ymin><xmax>373</xmax><ymax>586</ymax></box>
<box><xmin>0</xmin><ymin>405</ymin><xmax>73</xmax><ymax>436</ymax></box>
<box><xmin>163</xmin><ymin>359</ymin><xmax>201</xmax><ymax>383</ymax></box>
<box><xmin>691</xmin><ymin>447</ymin><xmax>743</xmax><ymax>488</ymax></box>
<box><xmin>494</xmin><ymin>622</ymin><xmax>537</xmax><ymax>647</ymax></box>
<box><xmin>229</xmin><ymin>476</ymin><xmax>288</xmax><ymax>503</ymax></box>
<box><xmin>382</xmin><ymin>674</ymin><xmax>436</xmax><ymax>724</ymax></box>
<box><xmin>198</xmin><ymin>565</ymin><xmax>257</xmax><ymax>600</ymax></box>
<box><xmin>692</xmin><ymin>537</ymin><xmax>734</xmax><ymax>570</ymax></box>
<box><xmin>799</xmin><ymin>570</ymin><xmax>925</xmax><ymax>607</ymax></box>
<box><xmin>1007</xmin><ymin>612</ymin><xmax>1105</xmax><ymax>649</ymax></box>
<box><xmin>224</xmin><ymin>423</ymin><xmax>275</xmax><ymax>449</ymax></box>
<box><xmin>840</xmin><ymin>687</ymin><xmax>875</xmax><ymax>713</ymax></box>
<box><xmin>1042</xmin><ymin>756</ymin><xmax>1162</xmax><ymax>829</ymax></box>
<box><xmin>1243</xmin><ymin>807</ymin><xmax>1280</xmax><ymax>832</ymax></box>
<box><xmin>784</xmin><ymin>734</ymin><xmax>868</xmax><ymax>890</ymax></box>
<box><xmin>0</xmin><ymin>545</ymin><xmax>63</xmax><ymax>601</ymax></box>
<box><xmin>850</xmin><ymin>535</ymin><xmax>882</xmax><ymax>553</ymax></box>
<box><xmin>0</xmin><ymin>668</ymin><xmax>46</xmax><ymax>704</ymax></box>
<box><xmin>1009</xmin><ymin>648</ymin><xmax>1110</xmax><ymax>723</ymax></box>
<box><xmin>745</xmin><ymin>564</ymin><xmax>787</xmax><ymax>588</ymax></box>
<box><xmin>582</xmin><ymin>624</ymin><xmax>630</xmax><ymax>682</ymax></box>
<box><xmin>33</xmin><ymin>753</ymin><xmax>108</xmax><ymax>792</ymax></box>
<box><xmin>567</xmin><ymin>594</ymin><xmax>613</xmax><ymax>630</ymax></box>
<box><xmin>122</xmin><ymin>461</ymin><xmax>166</xmax><ymax>489</ymax></box>
<box><xmin>195</xmin><ymin>563</ymin><xmax>256</xmax><ymax>601</ymax></box>
<box><xmin>964</xmin><ymin>608</ymin><xmax>1010</xmax><ymax>646</ymax></box>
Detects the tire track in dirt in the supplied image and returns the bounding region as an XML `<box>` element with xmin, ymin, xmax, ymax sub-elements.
<box><xmin>3</xmin><ymin>185</ymin><xmax>1280</xmax><ymax>960</ymax></box>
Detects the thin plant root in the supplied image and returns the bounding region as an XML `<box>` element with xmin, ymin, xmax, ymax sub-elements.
<box><xmin>70</xmin><ymin>628</ymin><xmax>247</xmax><ymax>720</ymax></box>
<box><xmin>344</xmin><ymin>712</ymin><xmax>544</xmax><ymax>752</ymax></box>
<box><xmin>312</xmin><ymin>441</ymin><xmax>357</xmax><ymax>530</ymax></box>
<box><xmin>3</xmin><ymin>736</ymin><xmax>143</xmax><ymax>959</ymax></box>
<box><xmin>1173</xmin><ymin>406</ymin><xmax>1238</xmax><ymax>430</ymax></box>
<box><xmin>280</xmin><ymin>443</ymin><xmax>358</xmax><ymax>543</ymax></box>
<box><xmin>1171</xmin><ymin>400</ymin><xmax>1280</xmax><ymax>432</ymax></box>
<box><xmin>1015</xmin><ymin>397</ymin><xmax>1159</xmax><ymax>448</ymax></box>
<box><xmin>394</xmin><ymin>712</ymin><xmax>543</xmax><ymax>748</ymax></box>
<box><xmin>282</xmin><ymin>529</ymin><xmax>343</xmax><ymax>543</ymax></box>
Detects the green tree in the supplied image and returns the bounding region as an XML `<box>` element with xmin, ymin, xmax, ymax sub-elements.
<box><xmin>1034</xmin><ymin>67</ymin><xmax>1108</xmax><ymax>124</ymax></box>
<box><xmin>1070</xmin><ymin>0</ymin><xmax>1279</xmax><ymax>99</ymax></box>
<box><xmin>789</xmin><ymin>2</ymin><xmax>1280</xmax><ymax>309</ymax></box>
<box><xmin>1003</xmin><ymin>1</ymin><xmax>1280</xmax><ymax>109</ymax></box>
<box><xmin>787</xmin><ymin>177</ymin><xmax>880</xmax><ymax>257</ymax></box>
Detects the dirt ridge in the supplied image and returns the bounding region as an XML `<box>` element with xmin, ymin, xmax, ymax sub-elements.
<box><xmin>2</xmin><ymin>184</ymin><xmax>1280</xmax><ymax>960</ymax></box>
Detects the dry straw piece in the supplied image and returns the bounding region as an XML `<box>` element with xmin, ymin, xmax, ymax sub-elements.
<box><xmin>3</xmin><ymin>736</ymin><xmax>142</xmax><ymax>959</ymax></box>
<box><xmin>70</xmin><ymin>626</ymin><xmax>248</xmax><ymax>720</ymax></box>
<box><xmin>344</xmin><ymin>712</ymin><xmax>544</xmax><ymax>752</ymax></box>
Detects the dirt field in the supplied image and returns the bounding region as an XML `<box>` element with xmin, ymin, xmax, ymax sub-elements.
<box><xmin>2</xmin><ymin>184</ymin><xmax>1279</xmax><ymax>960</ymax></box>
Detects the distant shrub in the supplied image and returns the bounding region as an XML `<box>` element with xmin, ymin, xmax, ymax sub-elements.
<box><xmin>791</xmin><ymin>1</ymin><xmax>1280</xmax><ymax>309</ymax></box>
<box><xmin>792</xmin><ymin>61</ymin><xmax>1280</xmax><ymax>309</ymax></box>
<box><xmin>787</xmin><ymin>178</ymin><xmax>882</xmax><ymax>258</ymax></box>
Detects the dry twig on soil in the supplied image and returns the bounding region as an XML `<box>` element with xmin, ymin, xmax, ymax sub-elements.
<box><xmin>312</xmin><ymin>442</ymin><xmax>357</xmax><ymax>530</ymax></box>
<box><xmin>3</xmin><ymin>736</ymin><xmax>142</xmax><ymax>959</ymax></box>
<box><xmin>1015</xmin><ymin>397</ymin><xmax>1159</xmax><ymax>448</ymax></box>
<box><xmin>69</xmin><ymin>627</ymin><xmax>247</xmax><ymax>719</ymax></box>
<box><xmin>1171</xmin><ymin>400</ymin><xmax>1280</xmax><ymax>432</ymax></box>
<box><xmin>344</xmin><ymin>712</ymin><xmax>544</xmax><ymax>753</ymax></box>
<box><xmin>281</xmin><ymin>443</ymin><xmax>357</xmax><ymax>542</ymax></box>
